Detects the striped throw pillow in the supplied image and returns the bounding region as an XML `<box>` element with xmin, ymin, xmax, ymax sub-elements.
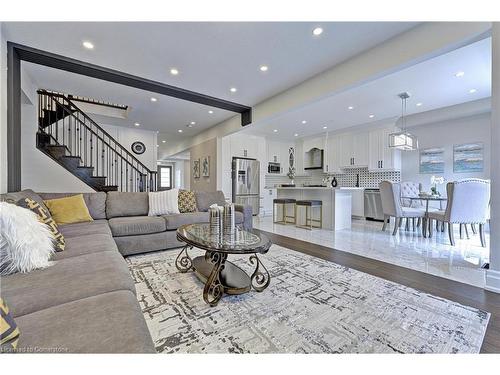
<box><xmin>17</xmin><ymin>197</ymin><xmax>66</xmax><ymax>252</ymax></box>
<box><xmin>148</xmin><ymin>189</ymin><xmax>180</xmax><ymax>216</ymax></box>
<box><xmin>1</xmin><ymin>298</ymin><xmax>20</xmax><ymax>352</ymax></box>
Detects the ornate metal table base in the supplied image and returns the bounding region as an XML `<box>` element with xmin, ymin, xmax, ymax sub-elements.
<box><xmin>176</xmin><ymin>248</ymin><xmax>271</xmax><ymax>306</ymax></box>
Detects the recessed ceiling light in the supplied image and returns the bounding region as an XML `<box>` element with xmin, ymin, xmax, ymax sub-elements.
<box><xmin>469</xmin><ymin>88</ymin><xmax>477</xmax><ymax>93</ymax></box>
<box><xmin>150</xmin><ymin>97</ymin><xmax>157</xmax><ymax>102</ymax></box>
<box><xmin>82</xmin><ymin>41</ymin><xmax>94</xmax><ymax>49</ymax></box>
<box><xmin>369</xmin><ymin>114</ymin><xmax>375</xmax><ymax>118</ymax></box>
<box><xmin>294</xmin><ymin>133</ymin><xmax>299</xmax><ymax>137</ymax></box>
<box><xmin>312</xmin><ymin>27</ymin><xmax>323</xmax><ymax>36</ymax></box>
<box><xmin>348</xmin><ymin>106</ymin><xmax>354</xmax><ymax>110</ymax></box>
<box><xmin>170</xmin><ymin>68</ymin><xmax>179</xmax><ymax>75</ymax></box>
<box><xmin>208</xmin><ymin>110</ymin><xmax>214</xmax><ymax>114</ymax></box>
<box><xmin>178</xmin><ymin>129</ymin><xmax>183</xmax><ymax>133</ymax></box>
<box><xmin>260</xmin><ymin>65</ymin><xmax>269</xmax><ymax>72</ymax></box>
<box><xmin>162</xmin><ymin>140</ymin><xmax>166</xmax><ymax>143</ymax></box>
<box><xmin>134</xmin><ymin>122</ymin><xmax>140</xmax><ymax>127</ymax></box>
<box><xmin>186</xmin><ymin>124</ymin><xmax>193</xmax><ymax>128</ymax></box>
<box><xmin>301</xmin><ymin>120</ymin><xmax>307</xmax><ymax>124</ymax></box>
<box><xmin>230</xmin><ymin>87</ymin><xmax>237</xmax><ymax>93</ymax></box>
<box><xmin>323</xmin><ymin>126</ymin><xmax>328</xmax><ymax>129</ymax></box>
<box><xmin>455</xmin><ymin>71</ymin><xmax>465</xmax><ymax>78</ymax></box>
<box><xmin>190</xmin><ymin>121</ymin><xmax>196</xmax><ymax>125</ymax></box>
<box><xmin>273</xmin><ymin>129</ymin><xmax>278</xmax><ymax>133</ymax></box>
<box><xmin>416</xmin><ymin>102</ymin><xmax>423</xmax><ymax>107</ymax></box>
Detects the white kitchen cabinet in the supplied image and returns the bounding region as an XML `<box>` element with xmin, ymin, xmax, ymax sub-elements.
<box><xmin>339</xmin><ymin>132</ymin><xmax>369</xmax><ymax>168</ymax></box>
<box><xmin>368</xmin><ymin>127</ymin><xmax>401</xmax><ymax>172</ymax></box>
<box><xmin>323</xmin><ymin>135</ymin><xmax>342</xmax><ymax>174</ymax></box>
<box><xmin>230</xmin><ymin>134</ymin><xmax>258</xmax><ymax>159</ymax></box>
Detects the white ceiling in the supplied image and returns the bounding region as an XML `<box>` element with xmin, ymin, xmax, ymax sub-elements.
<box><xmin>243</xmin><ymin>37</ymin><xmax>492</xmax><ymax>140</ymax></box>
<box><xmin>5</xmin><ymin>21</ymin><xmax>418</xmax><ymax>143</ymax></box>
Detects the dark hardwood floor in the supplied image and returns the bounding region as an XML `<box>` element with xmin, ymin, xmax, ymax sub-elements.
<box><xmin>254</xmin><ymin>229</ymin><xmax>500</xmax><ymax>353</ymax></box>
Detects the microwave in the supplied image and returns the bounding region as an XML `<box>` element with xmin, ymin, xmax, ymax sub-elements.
<box><xmin>268</xmin><ymin>162</ymin><xmax>282</xmax><ymax>174</ymax></box>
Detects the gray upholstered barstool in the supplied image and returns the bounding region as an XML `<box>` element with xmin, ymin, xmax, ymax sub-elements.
<box><xmin>273</xmin><ymin>198</ymin><xmax>296</xmax><ymax>225</ymax></box>
<box><xmin>295</xmin><ymin>200</ymin><xmax>323</xmax><ymax>230</ymax></box>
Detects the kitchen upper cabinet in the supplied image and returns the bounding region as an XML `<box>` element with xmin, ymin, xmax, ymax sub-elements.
<box><xmin>368</xmin><ymin>127</ymin><xmax>401</xmax><ymax>172</ymax></box>
<box><xmin>339</xmin><ymin>132</ymin><xmax>369</xmax><ymax>168</ymax></box>
<box><xmin>324</xmin><ymin>135</ymin><xmax>342</xmax><ymax>174</ymax></box>
<box><xmin>230</xmin><ymin>134</ymin><xmax>259</xmax><ymax>159</ymax></box>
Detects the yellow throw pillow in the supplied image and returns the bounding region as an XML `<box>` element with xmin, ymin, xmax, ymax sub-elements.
<box><xmin>44</xmin><ymin>194</ymin><xmax>94</xmax><ymax>225</ymax></box>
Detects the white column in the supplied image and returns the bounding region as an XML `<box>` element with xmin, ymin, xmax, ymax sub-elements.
<box><xmin>486</xmin><ymin>22</ymin><xmax>500</xmax><ymax>292</ymax></box>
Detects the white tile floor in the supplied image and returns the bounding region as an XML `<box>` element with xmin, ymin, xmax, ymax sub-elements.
<box><xmin>253</xmin><ymin>216</ymin><xmax>490</xmax><ymax>288</ymax></box>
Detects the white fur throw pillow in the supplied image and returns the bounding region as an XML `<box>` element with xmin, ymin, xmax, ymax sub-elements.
<box><xmin>0</xmin><ymin>202</ymin><xmax>55</xmax><ymax>275</ymax></box>
<box><xmin>148</xmin><ymin>189</ymin><xmax>180</xmax><ymax>216</ymax></box>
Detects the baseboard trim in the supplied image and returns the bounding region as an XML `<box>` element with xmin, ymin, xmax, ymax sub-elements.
<box><xmin>485</xmin><ymin>269</ymin><xmax>500</xmax><ymax>293</ymax></box>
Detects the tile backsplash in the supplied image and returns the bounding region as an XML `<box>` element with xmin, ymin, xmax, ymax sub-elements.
<box><xmin>265</xmin><ymin>168</ymin><xmax>401</xmax><ymax>189</ymax></box>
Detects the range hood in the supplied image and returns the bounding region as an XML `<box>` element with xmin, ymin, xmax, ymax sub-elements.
<box><xmin>304</xmin><ymin>147</ymin><xmax>324</xmax><ymax>170</ymax></box>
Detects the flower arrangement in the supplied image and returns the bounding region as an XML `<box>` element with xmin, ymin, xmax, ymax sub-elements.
<box><xmin>430</xmin><ymin>175</ymin><xmax>445</xmax><ymax>196</ymax></box>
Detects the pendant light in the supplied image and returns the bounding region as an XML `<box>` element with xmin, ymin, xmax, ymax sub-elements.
<box><xmin>389</xmin><ymin>92</ymin><xmax>418</xmax><ymax>151</ymax></box>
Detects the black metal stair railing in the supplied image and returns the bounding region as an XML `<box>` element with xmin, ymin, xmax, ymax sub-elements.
<box><xmin>37</xmin><ymin>89</ymin><xmax>157</xmax><ymax>192</ymax></box>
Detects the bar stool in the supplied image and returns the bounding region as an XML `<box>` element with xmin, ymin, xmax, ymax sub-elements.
<box><xmin>273</xmin><ymin>198</ymin><xmax>296</xmax><ymax>225</ymax></box>
<box><xmin>295</xmin><ymin>200</ymin><xmax>323</xmax><ymax>230</ymax></box>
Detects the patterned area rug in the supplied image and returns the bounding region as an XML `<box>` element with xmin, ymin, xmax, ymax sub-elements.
<box><xmin>127</xmin><ymin>245</ymin><xmax>490</xmax><ymax>353</ymax></box>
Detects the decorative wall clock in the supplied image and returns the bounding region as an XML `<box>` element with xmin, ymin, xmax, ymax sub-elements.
<box><xmin>131</xmin><ymin>141</ymin><xmax>146</xmax><ymax>155</ymax></box>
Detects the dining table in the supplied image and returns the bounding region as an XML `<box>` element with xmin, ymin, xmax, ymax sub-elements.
<box><xmin>401</xmin><ymin>195</ymin><xmax>448</xmax><ymax>238</ymax></box>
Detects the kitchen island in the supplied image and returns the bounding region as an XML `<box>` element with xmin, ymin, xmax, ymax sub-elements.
<box><xmin>276</xmin><ymin>187</ymin><xmax>352</xmax><ymax>230</ymax></box>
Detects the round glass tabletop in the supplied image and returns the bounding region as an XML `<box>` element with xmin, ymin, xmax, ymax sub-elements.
<box><xmin>176</xmin><ymin>223</ymin><xmax>271</xmax><ymax>254</ymax></box>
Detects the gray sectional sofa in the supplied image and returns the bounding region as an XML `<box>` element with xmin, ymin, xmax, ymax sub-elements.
<box><xmin>0</xmin><ymin>189</ymin><xmax>252</xmax><ymax>353</ymax></box>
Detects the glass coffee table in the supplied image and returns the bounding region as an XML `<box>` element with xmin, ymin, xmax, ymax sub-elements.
<box><xmin>176</xmin><ymin>223</ymin><xmax>272</xmax><ymax>306</ymax></box>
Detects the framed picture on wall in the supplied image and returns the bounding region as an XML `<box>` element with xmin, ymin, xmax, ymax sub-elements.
<box><xmin>201</xmin><ymin>156</ymin><xmax>210</xmax><ymax>177</ymax></box>
<box><xmin>419</xmin><ymin>147</ymin><xmax>444</xmax><ymax>174</ymax></box>
<box><xmin>453</xmin><ymin>142</ymin><xmax>484</xmax><ymax>173</ymax></box>
<box><xmin>193</xmin><ymin>159</ymin><xmax>200</xmax><ymax>179</ymax></box>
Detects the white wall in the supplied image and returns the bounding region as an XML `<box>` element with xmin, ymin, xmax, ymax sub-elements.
<box><xmin>0</xmin><ymin>23</ymin><xmax>8</xmax><ymax>193</ymax></box>
<box><xmin>100</xmin><ymin>123</ymin><xmax>157</xmax><ymax>171</ymax></box>
<box><xmin>401</xmin><ymin>112</ymin><xmax>491</xmax><ymax>193</ymax></box>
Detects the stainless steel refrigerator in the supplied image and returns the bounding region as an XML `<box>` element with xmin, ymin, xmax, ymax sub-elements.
<box><xmin>232</xmin><ymin>157</ymin><xmax>260</xmax><ymax>216</ymax></box>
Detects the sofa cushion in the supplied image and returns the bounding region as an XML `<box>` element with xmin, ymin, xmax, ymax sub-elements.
<box><xmin>109</xmin><ymin>216</ymin><xmax>166</xmax><ymax>237</ymax></box>
<box><xmin>163</xmin><ymin>212</ymin><xmax>209</xmax><ymax>230</ymax></box>
<box><xmin>114</xmin><ymin>231</ymin><xmax>182</xmax><ymax>256</ymax></box>
<box><xmin>0</xmin><ymin>189</ymin><xmax>50</xmax><ymax>215</ymax></box>
<box><xmin>39</xmin><ymin>192</ymin><xmax>107</xmax><ymax>220</ymax></box>
<box><xmin>52</xmin><ymin>234</ymin><xmax>118</xmax><ymax>261</ymax></box>
<box><xmin>1</xmin><ymin>250</ymin><xmax>136</xmax><ymax>317</ymax></box>
<box><xmin>15</xmin><ymin>291</ymin><xmax>155</xmax><ymax>353</ymax></box>
<box><xmin>59</xmin><ymin>219</ymin><xmax>112</xmax><ymax>238</ymax></box>
<box><xmin>194</xmin><ymin>190</ymin><xmax>226</xmax><ymax>212</ymax></box>
<box><xmin>106</xmin><ymin>192</ymin><xmax>148</xmax><ymax>218</ymax></box>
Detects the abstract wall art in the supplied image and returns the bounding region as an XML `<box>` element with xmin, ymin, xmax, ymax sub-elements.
<box><xmin>419</xmin><ymin>147</ymin><xmax>444</xmax><ymax>174</ymax></box>
<box><xmin>453</xmin><ymin>142</ymin><xmax>484</xmax><ymax>173</ymax></box>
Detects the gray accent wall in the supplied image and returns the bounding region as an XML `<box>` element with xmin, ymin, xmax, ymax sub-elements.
<box><xmin>189</xmin><ymin>137</ymin><xmax>217</xmax><ymax>192</ymax></box>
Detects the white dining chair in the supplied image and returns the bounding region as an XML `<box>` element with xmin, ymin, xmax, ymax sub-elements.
<box><xmin>427</xmin><ymin>179</ymin><xmax>490</xmax><ymax>247</ymax></box>
<box><xmin>400</xmin><ymin>181</ymin><xmax>423</xmax><ymax>230</ymax></box>
<box><xmin>379</xmin><ymin>181</ymin><xmax>426</xmax><ymax>235</ymax></box>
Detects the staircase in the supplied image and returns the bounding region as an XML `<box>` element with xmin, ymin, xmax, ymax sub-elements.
<box><xmin>36</xmin><ymin>90</ymin><xmax>157</xmax><ymax>192</ymax></box>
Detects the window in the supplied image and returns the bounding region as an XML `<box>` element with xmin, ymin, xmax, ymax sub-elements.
<box><xmin>158</xmin><ymin>165</ymin><xmax>173</xmax><ymax>190</ymax></box>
